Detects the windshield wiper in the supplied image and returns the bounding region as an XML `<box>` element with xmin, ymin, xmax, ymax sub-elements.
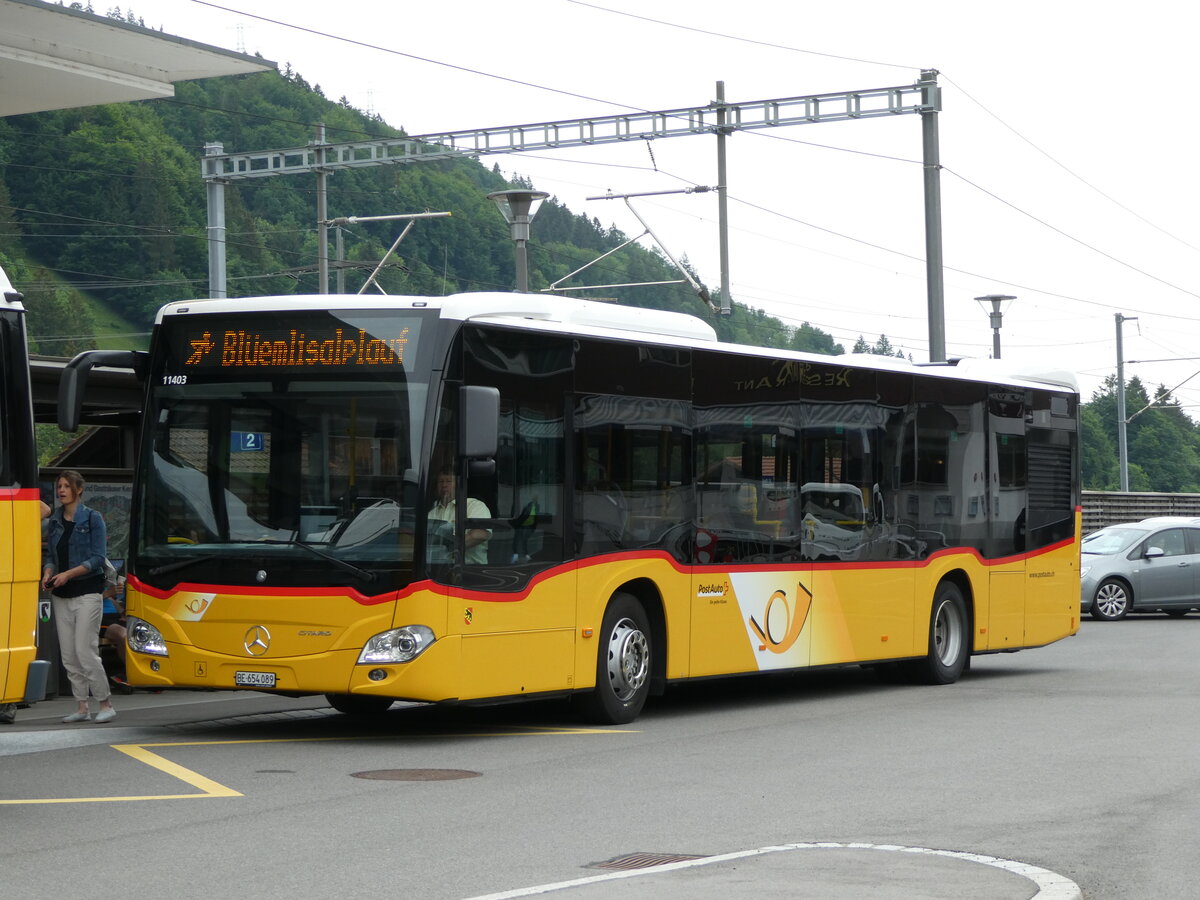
<box><xmin>148</xmin><ymin>555</ymin><xmax>208</xmax><ymax>577</ymax></box>
<box><xmin>255</xmin><ymin>539</ymin><xmax>376</xmax><ymax>583</ymax></box>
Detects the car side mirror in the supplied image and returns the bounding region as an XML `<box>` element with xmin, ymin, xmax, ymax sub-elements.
<box><xmin>1144</xmin><ymin>546</ymin><xmax>1165</xmax><ymax>559</ymax></box>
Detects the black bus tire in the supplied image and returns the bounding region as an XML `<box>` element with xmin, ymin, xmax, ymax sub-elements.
<box><xmin>908</xmin><ymin>581</ymin><xmax>969</xmax><ymax>685</ymax></box>
<box><xmin>577</xmin><ymin>592</ymin><xmax>652</xmax><ymax>725</ymax></box>
<box><xmin>325</xmin><ymin>693</ymin><xmax>394</xmax><ymax>715</ymax></box>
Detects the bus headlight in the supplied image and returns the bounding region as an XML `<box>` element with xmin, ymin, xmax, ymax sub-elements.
<box><xmin>127</xmin><ymin>617</ymin><xmax>168</xmax><ymax>657</ymax></box>
<box><xmin>358</xmin><ymin>625</ymin><xmax>435</xmax><ymax>664</ymax></box>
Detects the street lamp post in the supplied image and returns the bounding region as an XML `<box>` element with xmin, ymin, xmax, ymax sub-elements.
<box><xmin>1115</xmin><ymin>312</ymin><xmax>1138</xmax><ymax>492</ymax></box>
<box><xmin>487</xmin><ymin>189</ymin><xmax>549</xmax><ymax>292</ymax></box>
<box><xmin>975</xmin><ymin>294</ymin><xmax>1016</xmax><ymax>359</ymax></box>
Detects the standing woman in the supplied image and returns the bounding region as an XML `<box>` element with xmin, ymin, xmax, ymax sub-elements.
<box><xmin>42</xmin><ymin>470</ymin><xmax>116</xmax><ymax>724</ymax></box>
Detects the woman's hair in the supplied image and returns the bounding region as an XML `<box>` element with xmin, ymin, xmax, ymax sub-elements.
<box><xmin>57</xmin><ymin>470</ymin><xmax>86</xmax><ymax>492</ymax></box>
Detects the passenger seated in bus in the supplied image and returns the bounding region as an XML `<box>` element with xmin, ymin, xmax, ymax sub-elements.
<box><xmin>510</xmin><ymin>498</ymin><xmax>539</xmax><ymax>563</ymax></box>
<box><xmin>428</xmin><ymin>469</ymin><xmax>491</xmax><ymax>564</ymax></box>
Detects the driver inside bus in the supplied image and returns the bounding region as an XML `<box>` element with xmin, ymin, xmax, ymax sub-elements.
<box><xmin>428</xmin><ymin>469</ymin><xmax>491</xmax><ymax>564</ymax></box>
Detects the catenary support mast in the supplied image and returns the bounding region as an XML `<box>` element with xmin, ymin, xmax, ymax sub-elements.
<box><xmin>204</xmin><ymin>76</ymin><xmax>945</xmax><ymax>353</ymax></box>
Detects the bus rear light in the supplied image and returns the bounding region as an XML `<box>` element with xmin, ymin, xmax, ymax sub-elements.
<box><xmin>358</xmin><ymin>625</ymin><xmax>435</xmax><ymax>664</ymax></box>
<box><xmin>127</xmin><ymin>617</ymin><xmax>168</xmax><ymax>657</ymax></box>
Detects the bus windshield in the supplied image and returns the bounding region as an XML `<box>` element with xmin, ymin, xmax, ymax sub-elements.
<box><xmin>134</xmin><ymin>309</ymin><xmax>435</xmax><ymax>590</ymax></box>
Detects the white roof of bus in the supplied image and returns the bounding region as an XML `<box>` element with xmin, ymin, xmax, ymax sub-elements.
<box><xmin>157</xmin><ymin>291</ymin><xmax>1077</xmax><ymax>394</ymax></box>
<box><xmin>1</xmin><ymin>264</ymin><xmax>25</xmax><ymax>309</ymax></box>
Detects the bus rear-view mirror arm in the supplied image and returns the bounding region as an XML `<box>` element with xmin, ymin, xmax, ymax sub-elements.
<box><xmin>58</xmin><ymin>349</ymin><xmax>148</xmax><ymax>432</ymax></box>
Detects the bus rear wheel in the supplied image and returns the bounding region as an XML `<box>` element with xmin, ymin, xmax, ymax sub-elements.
<box><xmin>325</xmin><ymin>693</ymin><xmax>394</xmax><ymax>715</ymax></box>
<box><xmin>578</xmin><ymin>592</ymin><xmax>651</xmax><ymax>725</ymax></box>
<box><xmin>908</xmin><ymin>581</ymin><xmax>969</xmax><ymax>685</ymax></box>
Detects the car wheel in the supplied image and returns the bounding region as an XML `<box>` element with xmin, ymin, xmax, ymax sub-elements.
<box><xmin>577</xmin><ymin>592</ymin><xmax>652</xmax><ymax>724</ymax></box>
<box><xmin>324</xmin><ymin>693</ymin><xmax>394</xmax><ymax>715</ymax></box>
<box><xmin>906</xmin><ymin>581</ymin><xmax>969</xmax><ymax>685</ymax></box>
<box><xmin>1163</xmin><ymin>608</ymin><xmax>1189</xmax><ymax>618</ymax></box>
<box><xmin>1091</xmin><ymin>579</ymin><xmax>1131</xmax><ymax>621</ymax></box>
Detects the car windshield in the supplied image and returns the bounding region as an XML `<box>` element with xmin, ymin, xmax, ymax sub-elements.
<box><xmin>1082</xmin><ymin>527</ymin><xmax>1147</xmax><ymax>555</ymax></box>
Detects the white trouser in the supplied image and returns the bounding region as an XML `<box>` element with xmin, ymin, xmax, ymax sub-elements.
<box><xmin>53</xmin><ymin>592</ymin><xmax>110</xmax><ymax>704</ymax></box>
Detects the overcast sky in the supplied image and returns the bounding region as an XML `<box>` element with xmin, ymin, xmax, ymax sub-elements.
<box><xmin>141</xmin><ymin>0</ymin><xmax>1200</xmax><ymax>407</ymax></box>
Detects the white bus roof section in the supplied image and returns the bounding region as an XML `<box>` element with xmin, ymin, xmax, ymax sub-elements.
<box><xmin>948</xmin><ymin>357</ymin><xmax>1079</xmax><ymax>393</ymax></box>
<box><xmin>158</xmin><ymin>292</ymin><xmax>721</xmax><ymax>344</ymax></box>
<box><xmin>0</xmin><ymin>263</ymin><xmax>23</xmax><ymax>308</ymax></box>
<box><xmin>441</xmin><ymin>292</ymin><xmax>719</xmax><ymax>343</ymax></box>
<box><xmin>0</xmin><ymin>0</ymin><xmax>274</xmax><ymax>117</ymax></box>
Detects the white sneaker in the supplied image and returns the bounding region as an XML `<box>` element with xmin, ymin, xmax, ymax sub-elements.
<box><xmin>94</xmin><ymin>708</ymin><xmax>117</xmax><ymax>724</ymax></box>
<box><xmin>62</xmin><ymin>711</ymin><xmax>91</xmax><ymax>723</ymax></box>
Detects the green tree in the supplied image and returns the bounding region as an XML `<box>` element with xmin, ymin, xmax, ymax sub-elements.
<box><xmin>1081</xmin><ymin>375</ymin><xmax>1200</xmax><ymax>493</ymax></box>
<box><xmin>790</xmin><ymin>322</ymin><xmax>844</xmax><ymax>355</ymax></box>
<box><xmin>1079</xmin><ymin>405</ymin><xmax>1117</xmax><ymax>490</ymax></box>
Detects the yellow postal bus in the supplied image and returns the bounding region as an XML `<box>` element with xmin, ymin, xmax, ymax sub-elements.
<box><xmin>62</xmin><ymin>293</ymin><xmax>1080</xmax><ymax>723</ymax></box>
<box><xmin>0</xmin><ymin>266</ymin><xmax>49</xmax><ymax>712</ymax></box>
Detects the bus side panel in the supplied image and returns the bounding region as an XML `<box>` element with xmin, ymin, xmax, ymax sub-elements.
<box><xmin>690</xmin><ymin>569</ymin><xmax>762</xmax><ymax>677</ymax></box>
<box><xmin>1024</xmin><ymin>534</ymin><xmax>1081</xmax><ymax>646</ymax></box>
<box><xmin>1</xmin><ymin>495</ymin><xmax>41</xmax><ymax>704</ymax></box>
<box><xmin>987</xmin><ymin>568</ymin><xmax>1025</xmax><ymax>650</ymax></box>
<box><xmin>460</xmin><ymin>630</ymin><xmax>575</xmax><ymax>700</ymax></box>
<box><xmin>454</xmin><ymin>568</ymin><xmax>576</xmax><ymax>700</ymax></box>
<box><xmin>689</xmin><ymin>567</ymin><xmax>813</xmax><ymax>675</ymax></box>
<box><xmin>808</xmin><ymin>564</ymin><xmax>917</xmax><ymax>666</ymax></box>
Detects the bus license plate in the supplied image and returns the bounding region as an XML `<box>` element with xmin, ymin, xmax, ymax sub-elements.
<box><xmin>235</xmin><ymin>671</ymin><xmax>276</xmax><ymax>688</ymax></box>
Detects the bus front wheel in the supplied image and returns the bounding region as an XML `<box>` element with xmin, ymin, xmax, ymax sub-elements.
<box><xmin>909</xmin><ymin>581</ymin><xmax>969</xmax><ymax>685</ymax></box>
<box><xmin>578</xmin><ymin>593</ymin><xmax>652</xmax><ymax>725</ymax></box>
<box><xmin>325</xmin><ymin>693</ymin><xmax>394</xmax><ymax>715</ymax></box>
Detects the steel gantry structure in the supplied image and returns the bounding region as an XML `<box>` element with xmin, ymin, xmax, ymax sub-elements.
<box><xmin>203</xmin><ymin>71</ymin><xmax>948</xmax><ymax>358</ymax></box>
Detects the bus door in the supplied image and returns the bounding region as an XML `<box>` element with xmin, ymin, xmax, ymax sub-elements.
<box><xmin>436</xmin><ymin>326</ymin><xmax>574</xmax><ymax>700</ymax></box>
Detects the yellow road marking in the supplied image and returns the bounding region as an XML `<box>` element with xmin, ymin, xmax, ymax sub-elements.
<box><xmin>0</xmin><ymin>726</ymin><xmax>632</xmax><ymax>805</ymax></box>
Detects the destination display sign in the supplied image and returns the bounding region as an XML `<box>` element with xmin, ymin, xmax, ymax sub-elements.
<box><xmin>163</xmin><ymin>313</ymin><xmax>423</xmax><ymax>378</ymax></box>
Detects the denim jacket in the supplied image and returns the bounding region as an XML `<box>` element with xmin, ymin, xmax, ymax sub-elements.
<box><xmin>43</xmin><ymin>502</ymin><xmax>107</xmax><ymax>577</ymax></box>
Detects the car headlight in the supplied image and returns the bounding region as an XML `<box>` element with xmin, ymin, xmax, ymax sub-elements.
<box><xmin>126</xmin><ymin>616</ymin><xmax>168</xmax><ymax>657</ymax></box>
<box><xmin>1079</xmin><ymin>566</ymin><xmax>1091</xmax><ymax>578</ymax></box>
<box><xmin>358</xmin><ymin>625</ymin><xmax>435</xmax><ymax>664</ymax></box>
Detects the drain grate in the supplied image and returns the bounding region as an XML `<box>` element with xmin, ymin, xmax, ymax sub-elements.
<box><xmin>350</xmin><ymin>768</ymin><xmax>481</xmax><ymax>781</ymax></box>
<box><xmin>589</xmin><ymin>852</ymin><xmax>706</xmax><ymax>870</ymax></box>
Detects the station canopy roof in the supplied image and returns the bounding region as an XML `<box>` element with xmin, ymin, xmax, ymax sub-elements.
<box><xmin>0</xmin><ymin>0</ymin><xmax>274</xmax><ymax>117</ymax></box>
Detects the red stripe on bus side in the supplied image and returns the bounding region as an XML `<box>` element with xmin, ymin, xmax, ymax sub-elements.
<box><xmin>128</xmin><ymin>575</ymin><xmax>396</xmax><ymax>607</ymax></box>
<box><xmin>0</xmin><ymin>488</ymin><xmax>41</xmax><ymax>501</ymax></box>
<box><xmin>129</xmin><ymin>537</ymin><xmax>1077</xmax><ymax>609</ymax></box>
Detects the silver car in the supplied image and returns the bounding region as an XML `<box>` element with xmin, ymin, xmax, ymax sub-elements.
<box><xmin>1081</xmin><ymin>522</ymin><xmax>1200</xmax><ymax>620</ymax></box>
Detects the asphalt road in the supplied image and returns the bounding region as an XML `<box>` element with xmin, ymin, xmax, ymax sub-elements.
<box><xmin>4</xmin><ymin>615</ymin><xmax>1199</xmax><ymax>899</ymax></box>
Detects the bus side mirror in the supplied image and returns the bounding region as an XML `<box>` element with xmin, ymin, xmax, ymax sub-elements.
<box><xmin>58</xmin><ymin>350</ymin><xmax>148</xmax><ymax>432</ymax></box>
<box><xmin>460</xmin><ymin>385</ymin><xmax>499</xmax><ymax>474</ymax></box>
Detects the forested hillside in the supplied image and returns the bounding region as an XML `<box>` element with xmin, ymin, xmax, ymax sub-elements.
<box><xmin>0</xmin><ymin>67</ymin><xmax>841</xmax><ymax>357</ymax></box>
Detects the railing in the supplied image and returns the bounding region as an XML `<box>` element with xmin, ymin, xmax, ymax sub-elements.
<box><xmin>1082</xmin><ymin>491</ymin><xmax>1200</xmax><ymax>533</ymax></box>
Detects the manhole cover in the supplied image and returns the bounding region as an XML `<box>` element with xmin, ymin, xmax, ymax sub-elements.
<box><xmin>350</xmin><ymin>769</ymin><xmax>481</xmax><ymax>781</ymax></box>
<box><xmin>590</xmin><ymin>852</ymin><xmax>706</xmax><ymax>870</ymax></box>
